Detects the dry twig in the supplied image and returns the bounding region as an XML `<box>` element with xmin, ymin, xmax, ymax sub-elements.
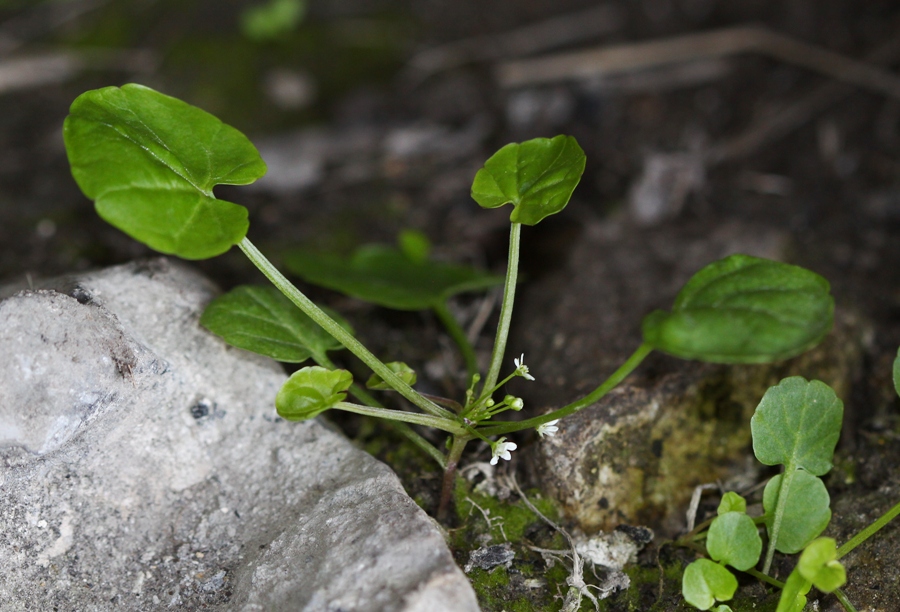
<box><xmin>497</xmin><ymin>25</ymin><xmax>900</xmax><ymax>102</ymax></box>
<box><xmin>404</xmin><ymin>4</ymin><xmax>624</xmax><ymax>82</ymax></box>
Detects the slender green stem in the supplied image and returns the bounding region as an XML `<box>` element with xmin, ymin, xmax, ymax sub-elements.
<box><xmin>745</xmin><ymin>568</ymin><xmax>784</xmax><ymax>589</ymax></box>
<box><xmin>334</xmin><ymin>402</ymin><xmax>466</xmax><ymax>434</ymax></box>
<box><xmin>439</xmin><ymin>434</ymin><xmax>471</xmax><ymax>520</ymax></box>
<box><xmin>478</xmin><ymin>343</ymin><xmax>653</xmax><ymax>437</ymax></box>
<box><xmin>833</xmin><ymin>588</ymin><xmax>858</xmax><ymax>612</ymax></box>
<box><xmin>479</xmin><ymin>223</ymin><xmax>521</xmax><ymax>401</ymax></box>
<box><xmin>238</xmin><ymin>238</ymin><xmax>453</xmax><ymax>421</ymax></box>
<box><xmin>837</xmin><ymin>498</ymin><xmax>900</xmax><ymax>558</ymax></box>
<box><xmin>432</xmin><ymin>301</ymin><xmax>479</xmax><ymax>380</ymax></box>
<box><xmin>763</xmin><ymin>466</ymin><xmax>796</xmax><ymax>574</ymax></box>
<box><xmin>317</xmin><ymin>354</ymin><xmax>446</xmax><ymax>469</ymax></box>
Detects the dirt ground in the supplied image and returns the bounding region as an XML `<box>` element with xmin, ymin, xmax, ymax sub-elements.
<box><xmin>2</xmin><ymin>1</ymin><xmax>900</xmax><ymax>610</ymax></box>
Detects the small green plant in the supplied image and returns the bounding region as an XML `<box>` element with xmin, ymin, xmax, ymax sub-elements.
<box><xmin>679</xmin><ymin>360</ymin><xmax>900</xmax><ymax>611</ymax></box>
<box><xmin>63</xmin><ymin>83</ymin><xmax>835</xmax><ymax>517</ymax></box>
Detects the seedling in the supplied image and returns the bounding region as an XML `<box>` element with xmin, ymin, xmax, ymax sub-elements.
<box><xmin>63</xmin><ymin>83</ymin><xmax>835</xmax><ymax>517</ymax></box>
<box><xmin>679</xmin><ymin>361</ymin><xmax>900</xmax><ymax>611</ymax></box>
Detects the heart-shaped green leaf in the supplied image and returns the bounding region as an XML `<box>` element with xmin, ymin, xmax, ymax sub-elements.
<box><xmin>470</xmin><ymin>135</ymin><xmax>586</xmax><ymax>226</ymax></box>
<box><xmin>751</xmin><ymin>377</ymin><xmax>843</xmax><ymax>476</ymax></box>
<box><xmin>682</xmin><ymin>559</ymin><xmax>737</xmax><ymax>610</ymax></box>
<box><xmin>200</xmin><ymin>285</ymin><xmax>351</xmax><ymax>363</ymax></box>
<box><xmin>284</xmin><ymin>240</ymin><xmax>504</xmax><ymax>311</ymax></box>
<box><xmin>642</xmin><ymin>254</ymin><xmax>834</xmax><ymax>363</ymax></box>
<box><xmin>798</xmin><ymin>537</ymin><xmax>846</xmax><ymax>593</ymax></box>
<box><xmin>366</xmin><ymin>361</ymin><xmax>417</xmax><ymax>390</ymax></box>
<box><xmin>63</xmin><ymin>84</ymin><xmax>266</xmax><ymax>260</ymax></box>
<box><xmin>706</xmin><ymin>511</ymin><xmax>762</xmax><ymax>571</ymax></box>
<box><xmin>763</xmin><ymin>470</ymin><xmax>831</xmax><ymax>554</ymax></box>
<box><xmin>275</xmin><ymin>366</ymin><xmax>353</xmax><ymax>421</ymax></box>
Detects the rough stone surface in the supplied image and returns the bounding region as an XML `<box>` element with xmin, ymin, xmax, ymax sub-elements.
<box><xmin>0</xmin><ymin>258</ymin><xmax>479</xmax><ymax>611</ymax></box>
<box><xmin>516</xmin><ymin>218</ymin><xmax>867</xmax><ymax>534</ymax></box>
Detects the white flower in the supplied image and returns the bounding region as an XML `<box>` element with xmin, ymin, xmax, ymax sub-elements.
<box><xmin>514</xmin><ymin>353</ymin><xmax>535</xmax><ymax>381</ymax></box>
<box><xmin>490</xmin><ymin>437</ymin><xmax>518</xmax><ymax>465</ymax></box>
<box><xmin>536</xmin><ymin>419</ymin><xmax>560</xmax><ymax>438</ymax></box>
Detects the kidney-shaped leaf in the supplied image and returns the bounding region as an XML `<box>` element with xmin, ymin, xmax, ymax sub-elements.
<box><xmin>200</xmin><ymin>285</ymin><xmax>350</xmax><ymax>363</ymax></box>
<box><xmin>642</xmin><ymin>255</ymin><xmax>833</xmax><ymax>363</ymax></box>
<box><xmin>751</xmin><ymin>377</ymin><xmax>843</xmax><ymax>475</ymax></box>
<box><xmin>276</xmin><ymin>366</ymin><xmax>353</xmax><ymax>421</ymax></box>
<box><xmin>798</xmin><ymin>538</ymin><xmax>846</xmax><ymax>593</ymax></box>
<box><xmin>763</xmin><ymin>470</ymin><xmax>831</xmax><ymax>554</ymax></box>
<box><xmin>366</xmin><ymin>361</ymin><xmax>417</xmax><ymax>390</ymax></box>
<box><xmin>682</xmin><ymin>559</ymin><xmax>737</xmax><ymax>611</ymax></box>
<box><xmin>63</xmin><ymin>84</ymin><xmax>267</xmax><ymax>260</ymax></box>
<box><xmin>707</xmin><ymin>511</ymin><xmax>762</xmax><ymax>571</ymax></box>
<box><xmin>470</xmin><ymin>135</ymin><xmax>586</xmax><ymax>226</ymax></box>
<box><xmin>284</xmin><ymin>242</ymin><xmax>503</xmax><ymax>311</ymax></box>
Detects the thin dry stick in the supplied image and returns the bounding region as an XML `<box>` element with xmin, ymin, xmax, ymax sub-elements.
<box><xmin>497</xmin><ymin>25</ymin><xmax>900</xmax><ymax>101</ymax></box>
<box><xmin>507</xmin><ymin>474</ymin><xmax>599</xmax><ymax>612</ymax></box>
<box><xmin>404</xmin><ymin>3</ymin><xmax>624</xmax><ymax>80</ymax></box>
<box><xmin>707</xmin><ymin>28</ymin><xmax>900</xmax><ymax>164</ymax></box>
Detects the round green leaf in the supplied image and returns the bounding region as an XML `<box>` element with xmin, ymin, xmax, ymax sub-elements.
<box><xmin>63</xmin><ymin>84</ymin><xmax>267</xmax><ymax>260</ymax></box>
<box><xmin>275</xmin><ymin>366</ymin><xmax>353</xmax><ymax>421</ymax></box>
<box><xmin>642</xmin><ymin>255</ymin><xmax>834</xmax><ymax>363</ymax></box>
<box><xmin>682</xmin><ymin>559</ymin><xmax>737</xmax><ymax>610</ymax></box>
<box><xmin>470</xmin><ymin>135</ymin><xmax>586</xmax><ymax>226</ymax></box>
<box><xmin>284</xmin><ymin>242</ymin><xmax>503</xmax><ymax>311</ymax></box>
<box><xmin>200</xmin><ymin>285</ymin><xmax>350</xmax><ymax>363</ymax></box>
<box><xmin>366</xmin><ymin>361</ymin><xmax>417</xmax><ymax>390</ymax></box>
<box><xmin>798</xmin><ymin>537</ymin><xmax>846</xmax><ymax>593</ymax></box>
<box><xmin>706</xmin><ymin>512</ymin><xmax>762</xmax><ymax>571</ymax></box>
<box><xmin>751</xmin><ymin>377</ymin><xmax>843</xmax><ymax>475</ymax></box>
<box><xmin>717</xmin><ymin>492</ymin><xmax>747</xmax><ymax>515</ymax></box>
<box><xmin>763</xmin><ymin>470</ymin><xmax>831</xmax><ymax>554</ymax></box>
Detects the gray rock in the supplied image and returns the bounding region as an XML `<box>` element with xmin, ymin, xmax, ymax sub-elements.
<box><xmin>0</xmin><ymin>258</ymin><xmax>478</xmax><ymax>611</ymax></box>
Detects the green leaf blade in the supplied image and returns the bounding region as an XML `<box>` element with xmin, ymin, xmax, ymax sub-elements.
<box><xmin>366</xmin><ymin>361</ymin><xmax>417</xmax><ymax>390</ymax></box>
<box><xmin>471</xmin><ymin>135</ymin><xmax>586</xmax><ymax>226</ymax></box>
<box><xmin>682</xmin><ymin>558</ymin><xmax>737</xmax><ymax>610</ymax></box>
<box><xmin>751</xmin><ymin>377</ymin><xmax>843</xmax><ymax>475</ymax></box>
<box><xmin>893</xmin><ymin>346</ymin><xmax>900</xmax><ymax>399</ymax></box>
<box><xmin>276</xmin><ymin>366</ymin><xmax>353</xmax><ymax>421</ymax></box>
<box><xmin>775</xmin><ymin>570</ymin><xmax>811</xmax><ymax>612</ymax></box>
<box><xmin>642</xmin><ymin>255</ymin><xmax>834</xmax><ymax>363</ymax></box>
<box><xmin>717</xmin><ymin>492</ymin><xmax>747</xmax><ymax>515</ymax></box>
<box><xmin>64</xmin><ymin>84</ymin><xmax>266</xmax><ymax>260</ymax></box>
<box><xmin>706</xmin><ymin>512</ymin><xmax>762</xmax><ymax>571</ymax></box>
<box><xmin>797</xmin><ymin>538</ymin><xmax>846</xmax><ymax>593</ymax></box>
<box><xmin>763</xmin><ymin>471</ymin><xmax>832</xmax><ymax>554</ymax></box>
<box><xmin>284</xmin><ymin>242</ymin><xmax>504</xmax><ymax>311</ymax></box>
<box><xmin>200</xmin><ymin>285</ymin><xmax>350</xmax><ymax>363</ymax></box>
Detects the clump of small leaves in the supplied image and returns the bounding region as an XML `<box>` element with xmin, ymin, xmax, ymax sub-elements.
<box><xmin>678</xmin><ymin>355</ymin><xmax>900</xmax><ymax>611</ymax></box>
<box><xmin>63</xmin><ymin>83</ymin><xmax>836</xmax><ymax>518</ymax></box>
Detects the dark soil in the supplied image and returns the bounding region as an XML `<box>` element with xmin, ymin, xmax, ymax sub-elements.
<box><xmin>3</xmin><ymin>1</ymin><xmax>900</xmax><ymax>610</ymax></box>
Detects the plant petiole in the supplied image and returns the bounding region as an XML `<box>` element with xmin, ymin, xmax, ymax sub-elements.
<box><xmin>837</xmin><ymin>498</ymin><xmax>900</xmax><ymax>558</ymax></box>
<box><xmin>333</xmin><ymin>402</ymin><xmax>466</xmax><ymax>435</ymax></box>
<box><xmin>238</xmin><ymin>237</ymin><xmax>454</xmax><ymax>421</ymax></box>
<box><xmin>477</xmin><ymin>342</ymin><xmax>653</xmax><ymax>437</ymax></box>
<box><xmin>478</xmin><ymin>222</ymin><xmax>521</xmax><ymax>402</ymax></box>
<box><xmin>745</xmin><ymin>568</ymin><xmax>784</xmax><ymax>589</ymax></box>
<box><xmin>762</xmin><ymin>466</ymin><xmax>797</xmax><ymax>574</ymax></box>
